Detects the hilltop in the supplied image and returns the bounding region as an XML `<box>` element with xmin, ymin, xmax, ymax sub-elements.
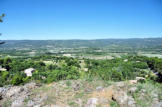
<box><xmin>0</xmin><ymin>38</ymin><xmax>162</xmax><ymax>107</ymax></box>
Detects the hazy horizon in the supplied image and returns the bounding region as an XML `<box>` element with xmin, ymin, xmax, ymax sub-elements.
<box><xmin>1</xmin><ymin>37</ymin><xmax>162</xmax><ymax>41</ymax></box>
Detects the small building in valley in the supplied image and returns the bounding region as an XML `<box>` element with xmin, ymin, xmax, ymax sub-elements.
<box><xmin>0</xmin><ymin>66</ymin><xmax>7</xmax><ymax>71</ymax></box>
<box><xmin>24</xmin><ymin>68</ymin><xmax>35</xmax><ymax>77</ymax></box>
<box><xmin>63</xmin><ymin>54</ymin><xmax>72</xmax><ymax>57</ymax></box>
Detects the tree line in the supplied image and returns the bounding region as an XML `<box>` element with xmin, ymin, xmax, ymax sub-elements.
<box><xmin>0</xmin><ymin>55</ymin><xmax>162</xmax><ymax>86</ymax></box>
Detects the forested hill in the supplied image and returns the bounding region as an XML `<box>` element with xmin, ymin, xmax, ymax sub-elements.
<box><xmin>1</xmin><ymin>38</ymin><xmax>162</xmax><ymax>48</ymax></box>
<box><xmin>0</xmin><ymin>38</ymin><xmax>162</xmax><ymax>53</ymax></box>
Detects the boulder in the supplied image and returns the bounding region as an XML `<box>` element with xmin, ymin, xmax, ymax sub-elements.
<box><xmin>96</xmin><ymin>86</ymin><xmax>103</xmax><ymax>91</ymax></box>
<box><xmin>73</xmin><ymin>84</ymin><xmax>80</xmax><ymax>91</ymax></box>
<box><xmin>0</xmin><ymin>87</ymin><xmax>6</xmax><ymax>100</ymax></box>
<box><xmin>24</xmin><ymin>82</ymin><xmax>38</xmax><ymax>90</ymax></box>
<box><xmin>6</xmin><ymin>87</ymin><xmax>23</xmax><ymax>98</ymax></box>
<box><xmin>113</xmin><ymin>90</ymin><xmax>136</xmax><ymax>107</ymax></box>
<box><xmin>154</xmin><ymin>102</ymin><xmax>162</xmax><ymax>107</ymax></box>
<box><xmin>115</xmin><ymin>82</ymin><xmax>125</xmax><ymax>88</ymax></box>
<box><xmin>85</xmin><ymin>98</ymin><xmax>98</xmax><ymax>107</ymax></box>
<box><xmin>127</xmin><ymin>97</ymin><xmax>136</xmax><ymax>107</ymax></box>
<box><xmin>129</xmin><ymin>80</ymin><xmax>137</xmax><ymax>85</ymax></box>
<box><xmin>129</xmin><ymin>87</ymin><xmax>137</xmax><ymax>93</ymax></box>
<box><xmin>26</xmin><ymin>100</ymin><xmax>35</xmax><ymax>107</ymax></box>
<box><xmin>11</xmin><ymin>99</ymin><xmax>24</xmax><ymax>107</ymax></box>
<box><xmin>136</xmin><ymin>77</ymin><xmax>146</xmax><ymax>81</ymax></box>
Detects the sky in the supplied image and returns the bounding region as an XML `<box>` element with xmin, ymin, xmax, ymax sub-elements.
<box><xmin>0</xmin><ymin>0</ymin><xmax>162</xmax><ymax>40</ymax></box>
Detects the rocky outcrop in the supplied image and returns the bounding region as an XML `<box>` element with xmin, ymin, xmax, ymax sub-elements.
<box><xmin>113</xmin><ymin>91</ymin><xmax>135</xmax><ymax>107</ymax></box>
<box><xmin>85</xmin><ymin>98</ymin><xmax>99</xmax><ymax>107</ymax></box>
<box><xmin>0</xmin><ymin>80</ymin><xmax>161</xmax><ymax>107</ymax></box>
<box><xmin>88</xmin><ymin>81</ymin><xmax>136</xmax><ymax>107</ymax></box>
<box><xmin>0</xmin><ymin>82</ymin><xmax>39</xmax><ymax>107</ymax></box>
<box><xmin>154</xmin><ymin>102</ymin><xmax>162</xmax><ymax>107</ymax></box>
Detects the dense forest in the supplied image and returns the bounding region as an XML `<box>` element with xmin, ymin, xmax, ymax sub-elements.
<box><xmin>0</xmin><ymin>55</ymin><xmax>162</xmax><ymax>86</ymax></box>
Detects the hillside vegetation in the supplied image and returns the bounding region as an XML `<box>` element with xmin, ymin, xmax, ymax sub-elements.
<box><xmin>0</xmin><ymin>39</ymin><xmax>162</xmax><ymax>107</ymax></box>
<box><xmin>0</xmin><ymin>55</ymin><xmax>162</xmax><ymax>86</ymax></box>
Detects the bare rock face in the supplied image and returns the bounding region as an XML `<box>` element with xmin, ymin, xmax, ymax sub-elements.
<box><xmin>0</xmin><ymin>87</ymin><xmax>10</xmax><ymax>100</ymax></box>
<box><xmin>115</xmin><ymin>81</ymin><xmax>126</xmax><ymax>88</ymax></box>
<box><xmin>127</xmin><ymin>97</ymin><xmax>136</xmax><ymax>107</ymax></box>
<box><xmin>154</xmin><ymin>102</ymin><xmax>162</xmax><ymax>107</ymax></box>
<box><xmin>129</xmin><ymin>87</ymin><xmax>137</xmax><ymax>93</ymax></box>
<box><xmin>113</xmin><ymin>91</ymin><xmax>136</xmax><ymax>107</ymax></box>
<box><xmin>0</xmin><ymin>88</ymin><xmax>5</xmax><ymax>100</ymax></box>
<box><xmin>0</xmin><ymin>82</ymin><xmax>39</xmax><ymax>107</ymax></box>
<box><xmin>112</xmin><ymin>85</ymin><xmax>136</xmax><ymax>107</ymax></box>
<box><xmin>26</xmin><ymin>100</ymin><xmax>35</xmax><ymax>107</ymax></box>
<box><xmin>96</xmin><ymin>86</ymin><xmax>103</xmax><ymax>91</ymax></box>
<box><xmin>73</xmin><ymin>83</ymin><xmax>80</xmax><ymax>91</ymax></box>
<box><xmin>6</xmin><ymin>87</ymin><xmax>24</xmax><ymax>98</ymax></box>
<box><xmin>88</xmin><ymin>81</ymin><xmax>136</xmax><ymax>107</ymax></box>
<box><xmin>85</xmin><ymin>98</ymin><xmax>99</xmax><ymax>107</ymax></box>
<box><xmin>11</xmin><ymin>99</ymin><xmax>24</xmax><ymax>107</ymax></box>
<box><xmin>24</xmin><ymin>82</ymin><xmax>38</xmax><ymax>90</ymax></box>
<box><xmin>1</xmin><ymin>80</ymin><xmax>160</xmax><ymax>107</ymax></box>
<box><xmin>112</xmin><ymin>90</ymin><xmax>135</xmax><ymax>107</ymax></box>
<box><xmin>0</xmin><ymin>87</ymin><xmax>5</xmax><ymax>94</ymax></box>
<box><xmin>129</xmin><ymin>80</ymin><xmax>137</xmax><ymax>85</ymax></box>
<box><xmin>113</xmin><ymin>91</ymin><xmax>129</xmax><ymax>106</ymax></box>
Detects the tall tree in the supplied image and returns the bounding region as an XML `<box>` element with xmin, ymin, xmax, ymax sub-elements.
<box><xmin>0</xmin><ymin>13</ymin><xmax>5</xmax><ymax>44</ymax></box>
<box><xmin>0</xmin><ymin>13</ymin><xmax>5</xmax><ymax>22</ymax></box>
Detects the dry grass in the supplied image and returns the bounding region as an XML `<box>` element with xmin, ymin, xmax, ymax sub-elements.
<box><xmin>90</xmin><ymin>86</ymin><xmax>114</xmax><ymax>101</ymax></box>
<box><xmin>27</xmin><ymin>79</ymin><xmax>113</xmax><ymax>107</ymax></box>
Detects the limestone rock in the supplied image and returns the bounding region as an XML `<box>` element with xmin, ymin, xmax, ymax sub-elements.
<box><xmin>96</xmin><ymin>86</ymin><xmax>103</xmax><ymax>91</ymax></box>
<box><xmin>136</xmin><ymin>77</ymin><xmax>146</xmax><ymax>82</ymax></box>
<box><xmin>129</xmin><ymin>87</ymin><xmax>137</xmax><ymax>93</ymax></box>
<box><xmin>129</xmin><ymin>80</ymin><xmax>137</xmax><ymax>85</ymax></box>
<box><xmin>113</xmin><ymin>90</ymin><xmax>136</xmax><ymax>107</ymax></box>
<box><xmin>26</xmin><ymin>100</ymin><xmax>35</xmax><ymax>107</ymax></box>
<box><xmin>85</xmin><ymin>98</ymin><xmax>98</xmax><ymax>107</ymax></box>
<box><xmin>6</xmin><ymin>87</ymin><xmax>23</xmax><ymax>98</ymax></box>
<box><xmin>11</xmin><ymin>99</ymin><xmax>24</xmax><ymax>107</ymax></box>
<box><xmin>154</xmin><ymin>102</ymin><xmax>162</xmax><ymax>107</ymax></box>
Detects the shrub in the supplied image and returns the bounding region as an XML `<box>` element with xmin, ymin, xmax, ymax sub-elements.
<box><xmin>111</xmin><ymin>70</ymin><xmax>123</xmax><ymax>81</ymax></box>
<box><xmin>11</xmin><ymin>73</ymin><xmax>24</xmax><ymax>85</ymax></box>
<box><xmin>133</xmin><ymin>62</ymin><xmax>148</xmax><ymax>69</ymax></box>
<box><xmin>66</xmin><ymin>80</ymin><xmax>71</xmax><ymax>86</ymax></box>
<box><xmin>1</xmin><ymin>71</ymin><xmax>9</xmax><ymax>80</ymax></box>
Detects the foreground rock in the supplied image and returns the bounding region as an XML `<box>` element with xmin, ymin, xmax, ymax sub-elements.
<box><xmin>88</xmin><ymin>81</ymin><xmax>136</xmax><ymax>107</ymax></box>
<box><xmin>0</xmin><ymin>82</ymin><xmax>39</xmax><ymax>107</ymax></box>
<box><xmin>0</xmin><ymin>80</ymin><xmax>161</xmax><ymax>107</ymax></box>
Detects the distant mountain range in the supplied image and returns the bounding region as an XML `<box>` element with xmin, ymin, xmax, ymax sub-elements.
<box><xmin>0</xmin><ymin>38</ymin><xmax>162</xmax><ymax>53</ymax></box>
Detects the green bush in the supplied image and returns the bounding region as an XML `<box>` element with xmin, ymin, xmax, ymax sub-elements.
<box><xmin>133</xmin><ymin>62</ymin><xmax>148</xmax><ymax>69</ymax></box>
<box><xmin>1</xmin><ymin>71</ymin><xmax>9</xmax><ymax>80</ymax></box>
<box><xmin>11</xmin><ymin>73</ymin><xmax>24</xmax><ymax>85</ymax></box>
<box><xmin>111</xmin><ymin>70</ymin><xmax>123</xmax><ymax>81</ymax></box>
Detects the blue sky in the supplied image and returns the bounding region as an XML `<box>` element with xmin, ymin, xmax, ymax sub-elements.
<box><xmin>0</xmin><ymin>0</ymin><xmax>162</xmax><ymax>40</ymax></box>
